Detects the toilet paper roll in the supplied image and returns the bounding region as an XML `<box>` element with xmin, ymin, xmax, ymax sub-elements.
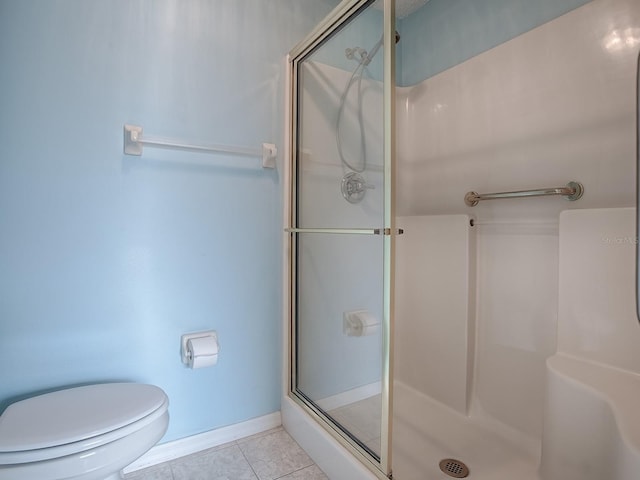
<box><xmin>187</xmin><ymin>336</ymin><xmax>218</xmax><ymax>369</ymax></box>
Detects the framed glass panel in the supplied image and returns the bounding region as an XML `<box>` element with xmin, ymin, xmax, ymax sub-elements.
<box><xmin>287</xmin><ymin>0</ymin><xmax>396</xmax><ymax>477</ymax></box>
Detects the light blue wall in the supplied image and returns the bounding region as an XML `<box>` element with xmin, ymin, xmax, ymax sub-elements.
<box><xmin>0</xmin><ymin>0</ymin><xmax>337</xmax><ymax>442</ymax></box>
<box><xmin>398</xmin><ymin>0</ymin><xmax>593</xmax><ymax>86</ymax></box>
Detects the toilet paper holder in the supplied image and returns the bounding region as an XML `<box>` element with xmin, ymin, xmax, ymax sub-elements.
<box><xmin>180</xmin><ymin>330</ymin><xmax>218</xmax><ymax>365</ymax></box>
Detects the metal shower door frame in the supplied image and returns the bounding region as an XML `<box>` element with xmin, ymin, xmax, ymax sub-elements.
<box><xmin>286</xmin><ymin>0</ymin><xmax>396</xmax><ymax>478</ymax></box>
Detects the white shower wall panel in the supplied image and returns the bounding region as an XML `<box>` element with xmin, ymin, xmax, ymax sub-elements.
<box><xmin>396</xmin><ymin>0</ymin><xmax>638</xmax><ymax>220</ymax></box>
<box><xmin>558</xmin><ymin>208</ymin><xmax>640</xmax><ymax>371</ymax></box>
<box><xmin>473</xmin><ymin>223</ymin><xmax>559</xmax><ymax>441</ymax></box>
<box><xmin>296</xmin><ymin>60</ymin><xmax>385</xmax><ymax>400</ymax></box>
<box><xmin>298</xmin><ymin>61</ymin><xmax>384</xmax><ymax>229</ymax></box>
<box><xmin>395</xmin><ymin>0</ymin><xmax>639</xmax><ymax>444</ymax></box>
<box><xmin>395</xmin><ymin>215</ymin><xmax>475</xmax><ymax>415</ymax></box>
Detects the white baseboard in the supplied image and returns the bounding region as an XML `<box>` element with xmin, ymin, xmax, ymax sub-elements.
<box><xmin>123</xmin><ymin>411</ymin><xmax>282</xmax><ymax>473</ymax></box>
<box><xmin>315</xmin><ymin>382</ymin><xmax>381</xmax><ymax>412</ymax></box>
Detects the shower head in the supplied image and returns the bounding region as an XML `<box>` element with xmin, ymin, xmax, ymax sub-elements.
<box><xmin>361</xmin><ymin>30</ymin><xmax>400</xmax><ymax>65</ymax></box>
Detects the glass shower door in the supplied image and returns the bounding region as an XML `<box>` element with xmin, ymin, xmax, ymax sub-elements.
<box><xmin>287</xmin><ymin>0</ymin><xmax>396</xmax><ymax>477</ymax></box>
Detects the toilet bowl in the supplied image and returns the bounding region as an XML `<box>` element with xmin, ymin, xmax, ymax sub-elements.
<box><xmin>0</xmin><ymin>383</ymin><xmax>169</xmax><ymax>480</ymax></box>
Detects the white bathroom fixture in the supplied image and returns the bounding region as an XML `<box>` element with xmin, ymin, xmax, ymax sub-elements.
<box><xmin>0</xmin><ymin>383</ymin><xmax>169</xmax><ymax>480</ymax></box>
<box><xmin>180</xmin><ymin>330</ymin><xmax>219</xmax><ymax>369</ymax></box>
<box><xmin>343</xmin><ymin>310</ymin><xmax>380</xmax><ymax>336</ymax></box>
<box><xmin>123</xmin><ymin>124</ymin><xmax>277</xmax><ymax>169</ymax></box>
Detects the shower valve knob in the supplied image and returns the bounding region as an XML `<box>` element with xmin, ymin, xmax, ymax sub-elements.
<box><xmin>341</xmin><ymin>172</ymin><xmax>374</xmax><ymax>204</ymax></box>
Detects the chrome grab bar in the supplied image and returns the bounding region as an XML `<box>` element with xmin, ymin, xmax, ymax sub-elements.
<box><xmin>464</xmin><ymin>181</ymin><xmax>584</xmax><ymax>207</ymax></box>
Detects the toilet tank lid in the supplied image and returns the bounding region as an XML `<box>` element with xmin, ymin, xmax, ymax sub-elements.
<box><xmin>0</xmin><ymin>383</ymin><xmax>168</xmax><ymax>452</ymax></box>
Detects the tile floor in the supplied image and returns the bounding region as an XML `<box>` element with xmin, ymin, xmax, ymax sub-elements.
<box><xmin>124</xmin><ymin>427</ymin><xmax>329</xmax><ymax>480</ymax></box>
<box><xmin>327</xmin><ymin>394</ymin><xmax>381</xmax><ymax>457</ymax></box>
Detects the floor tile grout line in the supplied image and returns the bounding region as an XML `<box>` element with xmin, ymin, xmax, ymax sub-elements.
<box><xmin>236</xmin><ymin>429</ymin><xmax>317</xmax><ymax>480</ymax></box>
<box><xmin>272</xmin><ymin>462</ymin><xmax>319</xmax><ymax>480</ymax></box>
<box><xmin>167</xmin><ymin>460</ymin><xmax>177</xmax><ymax>480</ymax></box>
<box><xmin>237</xmin><ymin>442</ymin><xmax>261</xmax><ymax>480</ymax></box>
<box><xmin>167</xmin><ymin>443</ymin><xmax>257</xmax><ymax>480</ymax></box>
<box><xmin>126</xmin><ymin>427</ymin><xmax>324</xmax><ymax>480</ymax></box>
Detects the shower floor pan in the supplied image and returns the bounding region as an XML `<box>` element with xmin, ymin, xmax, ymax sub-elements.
<box><xmin>392</xmin><ymin>381</ymin><xmax>540</xmax><ymax>480</ymax></box>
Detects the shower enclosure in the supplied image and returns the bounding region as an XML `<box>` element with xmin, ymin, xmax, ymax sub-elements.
<box><xmin>286</xmin><ymin>0</ymin><xmax>640</xmax><ymax>479</ymax></box>
<box><xmin>285</xmin><ymin>0</ymin><xmax>396</xmax><ymax>477</ymax></box>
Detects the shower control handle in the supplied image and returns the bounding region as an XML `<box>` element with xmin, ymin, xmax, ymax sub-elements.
<box><xmin>341</xmin><ymin>172</ymin><xmax>374</xmax><ymax>204</ymax></box>
<box><xmin>351</xmin><ymin>179</ymin><xmax>375</xmax><ymax>191</ymax></box>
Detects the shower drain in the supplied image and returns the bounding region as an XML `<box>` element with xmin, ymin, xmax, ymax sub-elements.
<box><xmin>438</xmin><ymin>458</ymin><xmax>469</xmax><ymax>478</ymax></box>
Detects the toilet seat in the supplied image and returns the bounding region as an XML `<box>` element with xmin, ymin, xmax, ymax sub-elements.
<box><xmin>0</xmin><ymin>383</ymin><xmax>169</xmax><ymax>465</ymax></box>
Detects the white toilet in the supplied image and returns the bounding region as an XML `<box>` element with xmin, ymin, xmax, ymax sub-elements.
<box><xmin>0</xmin><ymin>383</ymin><xmax>169</xmax><ymax>480</ymax></box>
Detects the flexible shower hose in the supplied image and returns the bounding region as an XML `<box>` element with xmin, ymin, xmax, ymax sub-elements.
<box><xmin>336</xmin><ymin>57</ymin><xmax>369</xmax><ymax>173</ymax></box>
